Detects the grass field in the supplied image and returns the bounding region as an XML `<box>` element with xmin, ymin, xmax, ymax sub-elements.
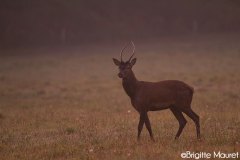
<box><xmin>0</xmin><ymin>35</ymin><xmax>240</xmax><ymax>159</ymax></box>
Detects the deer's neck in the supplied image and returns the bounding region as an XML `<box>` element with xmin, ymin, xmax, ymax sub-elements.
<box><xmin>122</xmin><ymin>71</ymin><xmax>138</xmax><ymax>99</ymax></box>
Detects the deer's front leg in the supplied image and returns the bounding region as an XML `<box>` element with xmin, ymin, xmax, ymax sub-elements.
<box><xmin>137</xmin><ymin>112</ymin><xmax>146</xmax><ymax>141</ymax></box>
<box><xmin>145</xmin><ymin>113</ymin><xmax>155</xmax><ymax>141</ymax></box>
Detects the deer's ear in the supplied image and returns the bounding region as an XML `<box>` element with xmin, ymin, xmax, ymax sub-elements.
<box><xmin>130</xmin><ymin>58</ymin><xmax>137</xmax><ymax>66</ymax></box>
<box><xmin>113</xmin><ymin>58</ymin><xmax>121</xmax><ymax>66</ymax></box>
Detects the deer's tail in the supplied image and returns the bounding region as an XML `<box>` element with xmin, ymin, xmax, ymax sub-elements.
<box><xmin>189</xmin><ymin>86</ymin><xmax>194</xmax><ymax>95</ymax></box>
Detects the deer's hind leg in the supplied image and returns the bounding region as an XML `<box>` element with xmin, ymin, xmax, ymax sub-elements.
<box><xmin>182</xmin><ymin>108</ymin><xmax>200</xmax><ymax>139</ymax></box>
<box><xmin>170</xmin><ymin>107</ymin><xmax>187</xmax><ymax>139</ymax></box>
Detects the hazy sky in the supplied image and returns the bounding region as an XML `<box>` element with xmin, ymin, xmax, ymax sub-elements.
<box><xmin>1</xmin><ymin>0</ymin><xmax>240</xmax><ymax>47</ymax></box>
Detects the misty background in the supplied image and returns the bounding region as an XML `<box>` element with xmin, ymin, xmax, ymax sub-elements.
<box><xmin>0</xmin><ymin>1</ymin><xmax>240</xmax><ymax>159</ymax></box>
<box><xmin>1</xmin><ymin>0</ymin><xmax>240</xmax><ymax>48</ymax></box>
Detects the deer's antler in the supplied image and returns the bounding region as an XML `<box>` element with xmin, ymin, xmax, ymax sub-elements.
<box><xmin>128</xmin><ymin>41</ymin><xmax>135</xmax><ymax>62</ymax></box>
<box><xmin>120</xmin><ymin>41</ymin><xmax>135</xmax><ymax>62</ymax></box>
<box><xmin>120</xmin><ymin>43</ymin><xmax>129</xmax><ymax>62</ymax></box>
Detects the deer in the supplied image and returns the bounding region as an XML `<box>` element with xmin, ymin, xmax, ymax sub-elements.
<box><xmin>112</xmin><ymin>41</ymin><xmax>200</xmax><ymax>141</ymax></box>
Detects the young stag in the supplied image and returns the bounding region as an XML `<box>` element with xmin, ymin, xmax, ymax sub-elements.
<box><xmin>112</xmin><ymin>42</ymin><xmax>200</xmax><ymax>141</ymax></box>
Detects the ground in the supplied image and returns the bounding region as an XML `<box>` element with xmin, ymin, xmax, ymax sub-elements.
<box><xmin>0</xmin><ymin>34</ymin><xmax>240</xmax><ymax>160</ymax></box>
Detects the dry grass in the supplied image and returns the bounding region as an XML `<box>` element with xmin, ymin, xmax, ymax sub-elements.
<box><xmin>0</xmin><ymin>35</ymin><xmax>240</xmax><ymax>159</ymax></box>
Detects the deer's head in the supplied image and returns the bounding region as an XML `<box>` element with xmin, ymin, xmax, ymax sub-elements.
<box><xmin>113</xmin><ymin>41</ymin><xmax>137</xmax><ymax>78</ymax></box>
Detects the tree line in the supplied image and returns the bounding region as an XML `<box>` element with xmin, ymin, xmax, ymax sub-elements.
<box><xmin>0</xmin><ymin>0</ymin><xmax>240</xmax><ymax>47</ymax></box>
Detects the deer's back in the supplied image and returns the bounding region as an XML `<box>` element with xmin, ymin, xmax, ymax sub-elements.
<box><xmin>135</xmin><ymin>80</ymin><xmax>194</xmax><ymax>110</ymax></box>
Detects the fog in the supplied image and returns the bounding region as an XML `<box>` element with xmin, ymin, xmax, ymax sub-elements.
<box><xmin>1</xmin><ymin>0</ymin><xmax>240</xmax><ymax>48</ymax></box>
